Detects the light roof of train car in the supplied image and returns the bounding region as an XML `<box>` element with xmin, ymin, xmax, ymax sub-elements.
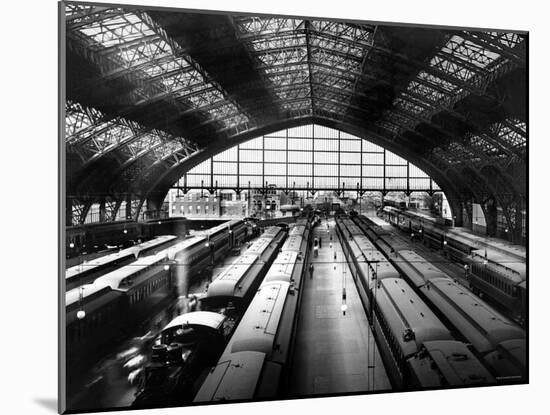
<box><xmin>423</xmin><ymin>277</ymin><xmax>525</xmax><ymax>353</ymax></box>
<box><xmin>162</xmin><ymin>311</ymin><xmax>226</xmax><ymax>332</ymax></box>
<box><xmin>376</xmin><ymin>278</ymin><xmax>452</xmax><ymax>357</ymax></box>
<box><xmin>65</xmin><ymin>235</ymin><xmax>176</xmax><ymax>279</ymax></box>
<box><xmin>470</xmin><ymin>248</ymin><xmax>526</xmax><ymax>277</ymax></box>
<box><xmin>65</xmin><ymin>282</ymin><xmax>111</xmax><ymax>307</ymax></box>
<box><xmin>212</xmin><ymin>254</ymin><xmax>258</xmax><ymax>282</ymax></box>
<box><xmin>263</xmin><ymin>251</ymin><xmax>298</xmax><ymax>283</ymax></box>
<box><xmin>94</xmin><ymin>251</ymin><xmax>168</xmax><ymax>290</ymax></box>
<box><xmin>225</xmin><ymin>281</ymin><xmax>289</xmax><ymax>358</ymax></box>
<box><xmin>281</xmin><ymin>235</ymin><xmax>304</xmax><ymax>252</ymax></box>
<box><xmin>193</xmin><ymin>351</ymin><xmax>266</xmax><ymax>402</ymax></box>
<box><xmin>397</xmin><ymin>250</ymin><xmax>447</xmax><ymax>285</ymax></box>
<box><xmin>246</xmin><ymin>237</ymin><xmax>272</xmax><ymax>255</ymax></box>
<box><xmin>418</xmin><ymin>340</ymin><xmax>495</xmax><ymax>385</ymax></box>
<box><xmin>165</xmin><ymin>235</ymin><xmax>206</xmax><ymax>259</ymax></box>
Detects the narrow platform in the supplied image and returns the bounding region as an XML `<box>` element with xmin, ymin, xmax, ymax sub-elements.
<box><xmin>288</xmin><ymin>219</ymin><xmax>391</xmax><ymax>396</ymax></box>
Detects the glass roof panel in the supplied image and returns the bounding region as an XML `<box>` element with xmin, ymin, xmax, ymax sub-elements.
<box><xmin>74</xmin><ymin>12</ymin><xmax>249</xmax><ymax>130</ymax></box>
<box><xmin>492</xmin><ymin>119</ymin><xmax>526</xmax><ymax>149</ymax></box>
<box><xmin>441</xmin><ymin>34</ymin><xmax>501</xmax><ymax>69</ymax></box>
<box><xmin>235</xmin><ymin>17</ymin><xmax>304</xmax><ymax>38</ymax></box>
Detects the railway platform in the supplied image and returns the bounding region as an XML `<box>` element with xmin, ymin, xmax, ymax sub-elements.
<box><xmin>288</xmin><ymin>219</ymin><xmax>391</xmax><ymax>396</ymax></box>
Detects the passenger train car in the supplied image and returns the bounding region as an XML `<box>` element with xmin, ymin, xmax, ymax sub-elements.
<box><xmin>337</xmin><ymin>216</ymin><xmax>516</xmax><ymax>388</ymax></box>
<box><xmin>133</xmin><ymin>311</ymin><xmax>228</xmax><ymax>407</ymax></box>
<box><xmin>336</xmin><ymin>217</ymin><xmax>400</xmax><ymax>317</ymax></box>
<box><xmin>201</xmin><ymin>226</ymin><xmax>286</xmax><ymax>311</ymax></box>
<box><xmin>364</xmin><ymin>211</ymin><xmax>527</xmax><ymax>326</ymax></box>
<box><xmin>65</xmin><ymin>235</ymin><xmax>177</xmax><ymax>291</ymax></box>
<box><xmin>194</xmin><ymin>219</ymin><xmax>312</xmax><ymax>402</ymax></box>
<box><xmin>407</xmin><ymin>341</ymin><xmax>495</xmax><ymax>388</ymax></box>
<box><xmin>66</xmin><ymin>220</ymin><xmax>245</xmax><ymax>364</ymax></box>
<box><xmin>351</xmin><ymin>215</ymin><xmax>527</xmax><ymax>383</ymax></box>
<box><xmin>466</xmin><ymin>248</ymin><xmax>527</xmax><ymax>326</ymax></box>
<box><xmin>132</xmin><ymin>226</ymin><xmax>288</xmax><ymax>407</ymax></box>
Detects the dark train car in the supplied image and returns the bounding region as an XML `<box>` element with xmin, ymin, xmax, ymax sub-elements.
<box><xmin>421</xmin><ymin>277</ymin><xmax>526</xmax><ymax>381</ymax></box>
<box><xmin>65</xmin><ymin>235</ymin><xmax>177</xmax><ymax>291</ymax></box>
<box><xmin>133</xmin><ymin>311</ymin><xmax>228</xmax><ymax>407</ymax></box>
<box><xmin>94</xmin><ymin>251</ymin><xmax>174</xmax><ymax>323</ymax></box>
<box><xmin>65</xmin><ymin>283</ymin><xmax>123</xmax><ymax>361</ymax></box>
<box><xmin>372</xmin><ymin>278</ymin><xmax>454</xmax><ymax>389</ymax></box>
<box><xmin>466</xmin><ymin>248</ymin><xmax>527</xmax><ymax>326</ymax></box>
<box><xmin>66</xmin><ymin>221</ymin><xmax>144</xmax><ymax>257</ymax></box>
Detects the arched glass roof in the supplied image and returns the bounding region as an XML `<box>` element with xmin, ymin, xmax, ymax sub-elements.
<box><xmin>63</xmin><ymin>2</ymin><xmax>526</xmax><ymax>223</ymax></box>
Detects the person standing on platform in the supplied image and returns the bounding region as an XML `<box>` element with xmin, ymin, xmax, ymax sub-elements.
<box><xmin>319</xmin><ymin>237</ymin><xmax>322</xmax><ymax>249</ymax></box>
<box><xmin>309</xmin><ymin>263</ymin><xmax>314</xmax><ymax>279</ymax></box>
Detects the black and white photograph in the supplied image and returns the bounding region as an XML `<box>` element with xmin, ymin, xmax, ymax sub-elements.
<box><xmin>55</xmin><ymin>0</ymin><xmax>532</xmax><ymax>413</ymax></box>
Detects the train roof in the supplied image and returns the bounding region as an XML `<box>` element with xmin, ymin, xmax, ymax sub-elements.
<box><xmin>401</xmin><ymin>210</ymin><xmax>438</xmax><ymax>224</ymax></box>
<box><xmin>281</xmin><ymin>234</ymin><xmax>304</xmax><ymax>252</ymax></box>
<box><xmin>223</xmin><ymin>281</ymin><xmax>290</xmax><ymax>360</ymax></box>
<box><xmin>470</xmin><ymin>248</ymin><xmax>526</xmax><ymax>279</ymax></box>
<box><xmin>340</xmin><ymin>219</ymin><xmax>364</xmax><ymax>236</ymax></box>
<box><xmin>65</xmin><ymin>235</ymin><xmax>175</xmax><ymax>279</ymax></box>
<box><xmin>376</xmin><ymin>278</ymin><xmax>453</xmax><ymax>358</ymax></box>
<box><xmin>66</xmin><ymin>250</ymin><xmax>133</xmax><ymax>280</ymax></box>
<box><xmin>263</xmin><ymin>251</ymin><xmax>299</xmax><ymax>284</ymax></box>
<box><xmin>161</xmin><ymin>311</ymin><xmax>226</xmax><ymax>333</ymax></box>
<box><xmin>246</xmin><ymin>237</ymin><xmax>274</xmax><ymax>257</ymax></box>
<box><xmin>421</xmin><ymin>277</ymin><xmax>525</xmax><ymax>354</ymax></box>
<box><xmin>396</xmin><ymin>250</ymin><xmax>447</xmax><ymax>288</ymax></box>
<box><xmin>207</xmin><ymin>255</ymin><xmax>260</xmax><ymax>298</ymax></box>
<box><xmin>66</xmin><ymin>288</ymin><xmax>121</xmax><ymax>324</ymax></box>
<box><xmin>65</xmin><ymin>282</ymin><xmax>111</xmax><ymax>308</ymax></box>
<box><xmin>261</xmin><ymin>226</ymin><xmax>284</xmax><ymax>238</ymax></box>
<box><xmin>192</xmin><ymin>219</ymin><xmax>243</xmax><ymax>238</ymax></box>
<box><xmin>94</xmin><ymin>251</ymin><xmax>167</xmax><ymax>291</ymax></box>
<box><xmin>289</xmin><ymin>224</ymin><xmax>306</xmax><ymax>236</ymax></box>
<box><xmin>164</xmin><ymin>235</ymin><xmax>205</xmax><ymax>259</ymax></box>
<box><xmin>193</xmin><ymin>351</ymin><xmax>267</xmax><ymax>402</ymax></box>
<box><xmin>408</xmin><ymin>340</ymin><xmax>495</xmax><ymax>387</ymax></box>
<box><xmin>294</xmin><ymin>218</ymin><xmax>309</xmax><ymax>227</ymax></box>
<box><xmin>348</xmin><ymin>239</ymin><xmax>398</xmax><ymax>281</ymax></box>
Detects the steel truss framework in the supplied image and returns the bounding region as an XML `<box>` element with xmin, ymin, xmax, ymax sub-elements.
<box><xmin>64</xmin><ymin>3</ymin><xmax>527</xmax><ymax>241</ymax></box>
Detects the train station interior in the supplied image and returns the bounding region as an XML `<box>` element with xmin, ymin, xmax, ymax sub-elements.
<box><xmin>6</xmin><ymin>1</ymin><xmax>549</xmax><ymax>415</ymax></box>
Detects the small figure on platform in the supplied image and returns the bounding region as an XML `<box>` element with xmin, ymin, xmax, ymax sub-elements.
<box><xmin>319</xmin><ymin>237</ymin><xmax>322</xmax><ymax>249</ymax></box>
<box><xmin>309</xmin><ymin>263</ymin><xmax>314</xmax><ymax>279</ymax></box>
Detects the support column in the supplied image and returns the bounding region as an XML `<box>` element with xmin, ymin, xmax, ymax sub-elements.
<box><xmin>483</xmin><ymin>198</ymin><xmax>498</xmax><ymax>237</ymax></box>
<box><xmin>99</xmin><ymin>198</ymin><xmax>106</xmax><ymax>223</ymax></box>
<box><xmin>146</xmin><ymin>199</ymin><xmax>158</xmax><ymax>220</ymax></box>
<box><xmin>125</xmin><ymin>193</ymin><xmax>132</xmax><ymax>220</ymax></box>
<box><xmin>447</xmin><ymin>197</ymin><xmax>464</xmax><ymax>227</ymax></box>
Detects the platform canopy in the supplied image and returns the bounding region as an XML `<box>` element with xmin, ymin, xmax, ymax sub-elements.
<box><xmin>64</xmin><ymin>3</ymin><xmax>526</xmax><ymax>224</ymax></box>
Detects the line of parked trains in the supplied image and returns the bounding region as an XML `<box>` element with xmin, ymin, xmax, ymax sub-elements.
<box><xmin>336</xmin><ymin>214</ymin><xmax>526</xmax><ymax>390</ymax></box>
<box><xmin>66</xmin><ymin>217</ymin><xmax>188</xmax><ymax>259</ymax></box>
<box><xmin>131</xmin><ymin>218</ymin><xmax>312</xmax><ymax>406</ymax></box>
<box><xmin>379</xmin><ymin>206</ymin><xmax>526</xmax><ymax>325</ymax></box>
<box><xmin>65</xmin><ymin>220</ymin><xmax>248</xmax><ymax>362</ymax></box>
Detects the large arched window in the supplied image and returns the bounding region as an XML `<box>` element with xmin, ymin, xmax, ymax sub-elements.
<box><xmin>175</xmin><ymin>124</ymin><xmax>440</xmax><ymax>192</ymax></box>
